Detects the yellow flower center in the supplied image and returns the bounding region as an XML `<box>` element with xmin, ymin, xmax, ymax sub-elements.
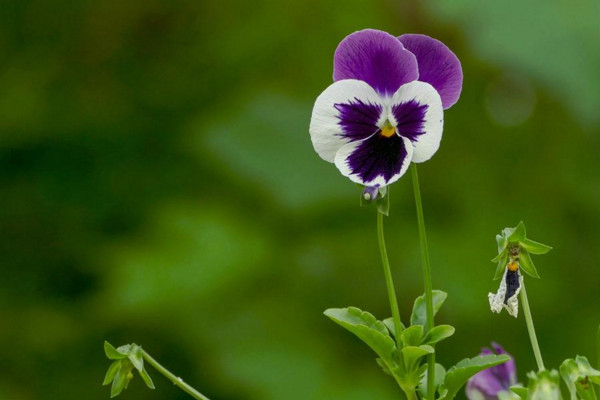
<box><xmin>507</xmin><ymin>261</ymin><xmax>519</xmax><ymax>271</ymax></box>
<box><xmin>380</xmin><ymin>121</ymin><xmax>396</xmax><ymax>138</ymax></box>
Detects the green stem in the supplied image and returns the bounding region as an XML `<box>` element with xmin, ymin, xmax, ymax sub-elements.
<box><xmin>377</xmin><ymin>210</ymin><xmax>404</xmax><ymax>337</ymax></box>
<box><xmin>597</xmin><ymin>324</ymin><xmax>600</xmax><ymax>369</ymax></box>
<box><xmin>142</xmin><ymin>350</ymin><xmax>211</xmax><ymax>400</ymax></box>
<box><xmin>410</xmin><ymin>165</ymin><xmax>435</xmax><ymax>400</ymax></box>
<box><xmin>519</xmin><ymin>279</ymin><xmax>545</xmax><ymax>371</ymax></box>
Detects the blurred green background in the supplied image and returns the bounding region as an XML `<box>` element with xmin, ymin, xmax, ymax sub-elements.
<box><xmin>1</xmin><ymin>0</ymin><xmax>599</xmax><ymax>399</ymax></box>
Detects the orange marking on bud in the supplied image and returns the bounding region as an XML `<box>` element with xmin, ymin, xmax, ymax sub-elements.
<box><xmin>507</xmin><ymin>261</ymin><xmax>519</xmax><ymax>271</ymax></box>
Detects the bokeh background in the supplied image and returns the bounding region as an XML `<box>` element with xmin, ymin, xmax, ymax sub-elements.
<box><xmin>1</xmin><ymin>0</ymin><xmax>599</xmax><ymax>399</ymax></box>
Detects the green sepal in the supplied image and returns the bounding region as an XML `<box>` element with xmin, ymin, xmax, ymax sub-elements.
<box><xmin>103</xmin><ymin>361</ymin><xmax>121</xmax><ymax>385</ymax></box>
<box><xmin>508</xmin><ymin>221</ymin><xmax>526</xmax><ymax>242</ymax></box>
<box><xmin>402</xmin><ymin>345</ymin><xmax>434</xmax><ymax>370</ymax></box>
<box><xmin>499</xmin><ymin>390</ymin><xmax>523</xmax><ymax>400</ymax></box>
<box><xmin>437</xmin><ymin>354</ymin><xmax>511</xmax><ymax>400</ymax></box>
<box><xmin>376</xmin><ymin>190</ymin><xmax>390</xmax><ymax>216</ymax></box>
<box><xmin>105</xmin><ymin>341</ymin><xmax>128</xmax><ymax>360</ymax></box>
<box><xmin>497</xmin><ymin>234</ymin><xmax>508</xmax><ymax>253</ymax></box>
<box><xmin>423</xmin><ymin>325</ymin><xmax>455</xmax><ymax>345</ymax></box>
<box><xmin>528</xmin><ymin>369</ymin><xmax>563</xmax><ymax>400</ymax></box>
<box><xmin>418</xmin><ymin>363</ymin><xmax>446</xmax><ymax>399</ymax></box>
<box><xmin>561</xmin><ymin>356</ymin><xmax>600</xmax><ymax>400</ymax></box>
<box><xmin>324</xmin><ymin>307</ymin><xmax>396</xmax><ymax>362</ymax></box>
<box><xmin>411</xmin><ymin>290</ymin><xmax>448</xmax><ymax>327</ymax></box>
<box><xmin>128</xmin><ymin>345</ymin><xmax>144</xmax><ymax>372</ymax></box>
<box><xmin>519</xmin><ymin>249</ymin><xmax>540</xmax><ymax>278</ymax></box>
<box><xmin>110</xmin><ymin>361</ymin><xmax>133</xmax><ymax>398</ymax></box>
<box><xmin>510</xmin><ymin>385</ymin><xmax>529</xmax><ymax>398</ymax></box>
<box><xmin>493</xmin><ymin>251</ymin><xmax>509</xmax><ymax>280</ymax></box>
<box><xmin>400</xmin><ymin>325</ymin><xmax>424</xmax><ymax>347</ymax></box>
<box><xmin>139</xmin><ymin>368</ymin><xmax>155</xmax><ymax>389</ymax></box>
<box><xmin>520</xmin><ymin>238</ymin><xmax>553</xmax><ymax>255</ymax></box>
<box><xmin>382</xmin><ymin>317</ymin><xmax>406</xmax><ymax>337</ymax></box>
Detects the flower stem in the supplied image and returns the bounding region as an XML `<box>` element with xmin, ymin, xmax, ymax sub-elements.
<box><xmin>410</xmin><ymin>164</ymin><xmax>435</xmax><ymax>400</ymax></box>
<box><xmin>597</xmin><ymin>324</ymin><xmax>600</xmax><ymax>369</ymax></box>
<box><xmin>377</xmin><ymin>210</ymin><xmax>404</xmax><ymax>337</ymax></box>
<box><xmin>519</xmin><ymin>279</ymin><xmax>545</xmax><ymax>371</ymax></box>
<box><xmin>142</xmin><ymin>350</ymin><xmax>211</xmax><ymax>400</ymax></box>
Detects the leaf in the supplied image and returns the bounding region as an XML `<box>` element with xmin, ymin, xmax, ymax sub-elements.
<box><xmin>402</xmin><ymin>345</ymin><xmax>434</xmax><ymax>370</ymax></box>
<box><xmin>496</xmin><ymin>234</ymin><xmax>508</xmax><ymax>253</ymax></box>
<box><xmin>411</xmin><ymin>290</ymin><xmax>448</xmax><ymax>327</ymax></box>
<box><xmin>519</xmin><ymin>249</ymin><xmax>540</xmax><ymax>278</ymax></box>
<box><xmin>103</xmin><ymin>361</ymin><xmax>121</xmax><ymax>385</ymax></box>
<box><xmin>499</xmin><ymin>391</ymin><xmax>523</xmax><ymax>400</ymax></box>
<box><xmin>560</xmin><ymin>358</ymin><xmax>580</xmax><ymax>400</ymax></box>
<box><xmin>324</xmin><ymin>307</ymin><xmax>396</xmax><ymax>362</ymax></box>
<box><xmin>128</xmin><ymin>345</ymin><xmax>144</xmax><ymax>372</ymax></box>
<box><xmin>105</xmin><ymin>341</ymin><xmax>128</xmax><ymax>360</ymax></box>
<box><xmin>492</xmin><ymin>249</ymin><xmax>507</xmax><ymax>263</ymax></box>
<box><xmin>400</xmin><ymin>325</ymin><xmax>424</xmax><ymax>347</ymax></box>
<box><xmin>383</xmin><ymin>317</ymin><xmax>406</xmax><ymax>337</ymax></box>
<box><xmin>423</xmin><ymin>325</ymin><xmax>455</xmax><ymax>345</ymax></box>
<box><xmin>438</xmin><ymin>354</ymin><xmax>510</xmax><ymax>400</ymax></box>
<box><xmin>418</xmin><ymin>363</ymin><xmax>446</xmax><ymax>399</ymax></box>
<box><xmin>510</xmin><ymin>385</ymin><xmax>529</xmax><ymax>398</ymax></box>
<box><xmin>520</xmin><ymin>238</ymin><xmax>552</xmax><ymax>255</ymax></box>
<box><xmin>508</xmin><ymin>221</ymin><xmax>526</xmax><ymax>242</ymax></box>
<box><xmin>139</xmin><ymin>368</ymin><xmax>155</xmax><ymax>389</ymax></box>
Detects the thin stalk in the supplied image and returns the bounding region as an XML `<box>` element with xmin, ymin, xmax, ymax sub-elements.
<box><xmin>519</xmin><ymin>279</ymin><xmax>545</xmax><ymax>371</ymax></box>
<box><xmin>597</xmin><ymin>324</ymin><xmax>600</xmax><ymax>369</ymax></box>
<box><xmin>410</xmin><ymin>164</ymin><xmax>435</xmax><ymax>400</ymax></box>
<box><xmin>377</xmin><ymin>210</ymin><xmax>404</xmax><ymax>336</ymax></box>
<box><xmin>142</xmin><ymin>350</ymin><xmax>211</xmax><ymax>400</ymax></box>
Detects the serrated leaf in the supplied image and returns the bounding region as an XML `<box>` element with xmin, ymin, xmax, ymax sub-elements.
<box><xmin>411</xmin><ymin>290</ymin><xmax>448</xmax><ymax>327</ymax></box>
<box><xmin>383</xmin><ymin>317</ymin><xmax>406</xmax><ymax>337</ymax></box>
<box><xmin>103</xmin><ymin>361</ymin><xmax>121</xmax><ymax>385</ymax></box>
<box><xmin>520</xmin><ymin>238</ymin><xmax>552</xmax><ymax>255</ymax></box>
<box><xmin>402</xmin><ymin>345</ymin><xmax>434</xmax><ymax>370</ymax></box>
<box><xmin>423</xmin><ymin>325</ymin><xmax>455</xmax><ymax>345</ymax></box>
<box><xmin>105</xmin><ymin>341</ymin><xmax>128</xmax><ymax>360</ymax></box>
<box><xmin>438</xmin><ymin>354</ymin><xmax>510</xmax><ymax>400</ymax></box>
<box><xmin>519</xmin><ymin>249</ymin><xmax>540</xmax><ymax>278</ymax></box>
<box><xmin>401</xmin><ymin>325</ymin><xmax>424</xmax><ymax>347</ymax></box>
<box><xmin>418</xmin><ymin>363</ymin><xmax>446</xmax><ymax>399</ymax></box>
<box><xmin>139</xmin><ymin>368</ymin><xmax>155</xmax><ymax>389</ymax></box>
<box><xmin>508</xmin><ymin>221</ymin><xmax>526</xmax><ymax>242</ymax></box>
<box><xmin>324</xmin><ymin>307</ymin><xmax>396</xmax><ymax>362</ymax></box>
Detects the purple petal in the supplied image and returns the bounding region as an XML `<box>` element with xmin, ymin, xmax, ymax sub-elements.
<box><xmin>334</xmin><ymin>29</ymin><xmax>418</xmax><ymax>97</ymax></box>
<box><xmin>490</xmin><ymin>343</ymin><xmax>517</xmax><ymax>387</ymax></box>
<box><xmin>334</xmin><ymin>133</ymin><xmax>413</xmax><ymax>186</ymax></box>
<box><xmin>335</xmin><ymin>98</ymin><xmax>382</xmax><ymax>141</ymax></box>
<box><xmin>398</xmin><ymin>34</ymin><xmax>463</xmax><ymax>109</ymax></box>
<box><xmin>466</xmin><ymin>344</ymin><xmax>517</xmax><ymax>400</ymax></box>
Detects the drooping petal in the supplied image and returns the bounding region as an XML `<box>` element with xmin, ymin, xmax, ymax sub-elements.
<box><xmin>310</xmin><ymin>79</ymin><xmax>384</xmax><ymax>162</ymax></box>
<box><xmin>488</xmin><ymin>268</ymin><xmax>521</xmax><ymax>317</ymax></box>
<box><xmin>390</xmin><ymin>81</ymin><xmax>444</xmax><ymax>163</ymax></box>
<box><xmin>334</xmin><ymin>133</ymin><xmax>413</xmax><ymax>186</ymax></box>
<box><xmin>398</xmin><ymin>34</ymin><xmax>463</xmax><ymax>109</ymax></box>
<box><xmin>466</xmin><ymin>344</ymin><xmax>517</xmax><ymax>400</ymax></box>
<box><xmin>490</xmin><ymin>343</ymin><xmax>517</xmax><ymax>387</ymax></box>
<box><xmin>334</xmin><ymin>29</ymin><xmax>419</xmax><ymax>97</ymax></box>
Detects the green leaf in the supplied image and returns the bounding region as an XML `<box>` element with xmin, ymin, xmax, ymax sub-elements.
<box><xmin>324</xmin><ymin>307</ymin><xmax>396</xmax><ymax>362</ymax></box>
<box><xmin>402</xmin><ymin>345</ymin><xmax>434</xmax><ymax>370</ymax></box>
<box><xmin>438</xmin><ymin>354</ymin><xmax>510</xmax><ymax>400</ymax></box>
<box><xmin>103</xmin><ymin>361</ymin><xmax>121</xmax><ymax>385</ymax></box>
<box><xmin>418</xmin><ymin>363</ymin><xmax>446</xmax><ymax>399</ymax></box>
<box><xmin>498</xmin><ymin>390</ymin><xmax>522</xmax><ymax>400</ymax></box>
<box><xmin>105</xmin><ymin>341</ymin><xmax>128</xmax><ymax>360</ymax></box>
<box><xmin>519</xmin><ymin>249</ymin><xmax>540</xmax><ymax>278</ymax></box>
<box><xmin>400</xmin><ymin>325</ymin><xmax>424</xmax><ymax>347</ymax></box>
<box><xmin>492</xmin><ymin>248</ymin><xmax>507</xmax><ymax>263</ymax></box>
<box><xmin>411</xmin><ymin>290</ymin><xmax>448</xmax><ymax>327</ymax></box>
<box><xmin>508</xmin><ymin>221</ymin><xmax>526</xmax><ymax>242</ymax></box>
<box><xmin>562</xmin><ymin>356</ymin><xmax>600</xmax><ymax>399</ymax></box>
<box><xmin>561</xmin><ymin>358</ymin><xmax>580</xmax><ymax>400</ymax></box>
<box><xmin>382</xmin><ymin>317</ymin><xmax>406</xmax><ymax>337</ymax></box>
<box><xmin>520</xmin><ymin>238</ymin><xmax>552</xmax><ymax>255</ymax></box>
<box><xmin>423</xmin><ymin>325</ymin><xmax>455</xmax><ymax>345</ymax></box>
<box><xmin>139</xmin><ymin>368</ymin><xmax>155</xmax><ymax>390</ymax></box>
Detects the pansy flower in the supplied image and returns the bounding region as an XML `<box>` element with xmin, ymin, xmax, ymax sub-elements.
<box><xmin>309</xmin><ymin>29</ymin><xmax>462</xmax><ymax>188</ymax></box>
<box><xmin>488</xmin><ymin>257</ymin><xmax>522</xmax><ymax>317</ymax></box>
<box><xmin>466</xmin><ymin>343</ymin><xmax>517</xmax><ymax>400</ymax></box>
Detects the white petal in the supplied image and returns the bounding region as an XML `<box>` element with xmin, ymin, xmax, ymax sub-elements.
<box><xmin>333</xmin><ymin>134</ymin><xmax>413</xmax><ymax>186</ymax></box>
<box><xmin>389</xmin><ymin>81</ymin><xmax>444</xmax><ymax>163</ymax></box>
<box><xmin>309</xmin><ymin>79</ymin><xmax>383</xmax><ymax>163</ymax></box>
<box><xmin>488</xmin><ymin>269</ymin><xmax>521</xmax><ymax>318</ymax></box>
